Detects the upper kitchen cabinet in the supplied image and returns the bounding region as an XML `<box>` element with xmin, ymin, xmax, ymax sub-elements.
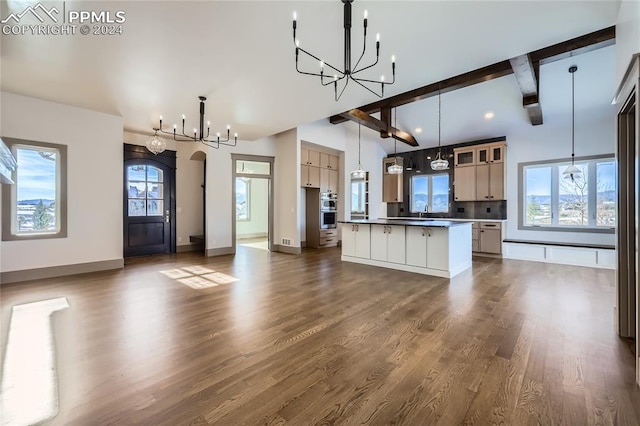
<box><xmin>320</xmin><ymin>153</ymin><xmax>339</xmax><ymax>170</ymax></box>
<box><xmin>454</xmin><ymin>141</ymin><xmax>506</xmax><ymax>201</ymax></box>
<box><xmin>301</xmin><ymin>148</ymin><xmax>320</xmax><ymax>167</ymax></box>
<box><xmin>454</xmin><ymin>147</ymin><xmax>476</xmax><ymax>167</ymax></box>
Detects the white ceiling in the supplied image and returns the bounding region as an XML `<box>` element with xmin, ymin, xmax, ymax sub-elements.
<box><xmin>0</xmin><ymin>1</ymin><xmax>621</xmax><ymax>143</ymax></box>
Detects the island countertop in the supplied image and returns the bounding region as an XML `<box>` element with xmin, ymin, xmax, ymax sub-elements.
<box><xmin>339</xmin><ymin>219</ymin><xmax>472</xmax><ymax>228</ymax></box>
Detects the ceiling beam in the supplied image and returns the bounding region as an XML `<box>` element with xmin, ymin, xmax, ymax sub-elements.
<box><xmin>509</xmin><ymin>54</ymin><xmax>543</xmax><ymax>126</ymax></box>
<box><xmin>340</xmin><ymin>109</ymin><xmax>418</xmax><ymax>147</ymax></box>
<box><xmin>329</xmin><ymin>26</ymin><xmax>615</xmax><ymax>126</ymax></box>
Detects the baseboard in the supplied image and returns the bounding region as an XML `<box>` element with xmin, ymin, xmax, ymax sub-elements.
<box><xmin>502</xmin><ymin>242</ymin><xmax>615</xmax><ymax>269</ymax></box>
<box><xmin>273</xmin><ymin>244</ymin><xmax>302</xmax><ymax>255</ymax></box>
<box><xmin>0</xmin><ymin>258</ymin><xmax>124</xmax><ymax>284</ymax></box>
<box><xmin>177</xmin><ymin>243</ymin><xmax>202</xmax><ymax>253</ymax></box>
<box><xmin>237</xmin><ymin>233</ymin><xmax>268</xmax><ymax>240</ymax></box>
<box><xmin>301</xmin><ymin>240</ymin><xmax>307</xmax><ymax>248</ymax></box>
<box><xmin>206</xmin><ymin>247</ymin><xmax>234</xmax><ymax>257</ymax></box>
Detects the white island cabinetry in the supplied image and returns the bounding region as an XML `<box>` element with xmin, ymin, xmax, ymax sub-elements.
<box><xmin>341</xmin><ymin>220</ymin><xmax>472</xmax><ymax>278</ymax></box>
<box><xmin>342</xmin><ymin>223</ymin><xmax>370</xmax><ymax>259</ymax></box>
<box><xmin>371</xmin><ymin>225</ymin><xmax>406</xmax><ymax>264</ymax></box>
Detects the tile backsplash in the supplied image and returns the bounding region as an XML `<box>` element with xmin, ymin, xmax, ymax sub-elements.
<box><xmin>387</xmin><ymin>200</ymin><xmax>506</xmax><ymax>220</ymax></box>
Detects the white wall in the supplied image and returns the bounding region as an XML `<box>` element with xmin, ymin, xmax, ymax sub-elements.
<box><xmin>616</xmin><ymin>0</ymin><xmax>640</xmax><ymax>88</ymax></box>
<box><xmin>0</xmin><ymin>92</ymin><xmax>123</xmax><ymax>273</ymax></box>
<box><xmin>123</xmin><ymin>131</ymin><xmax>205</xmax><ymax>248</ymax></box>
<box><xmin>273</xmin><ymin>129</ymin><xmax>300</xmax><ymax>248</ymax></box>
<box><xmin>237</xmin><ymin>177</ymin><xmax>268</xmax><ymax>238</ymax></box>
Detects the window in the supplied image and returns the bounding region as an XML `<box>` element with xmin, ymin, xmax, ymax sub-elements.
<box><xmin>521</xmin><ymin>156</ymin><xmax>616</xmax><ymax>231</ymax></box>
<box><xmin>236</xmin><ymin>177</ymin><xmax>250</xmax><ymax>221</ymax></box>
<box><xmin>351</xmin><ymin>179</ymin><xmax>367</xmax><ymax>215</ymax></box>
<box><xmin>127</xmin><ymin>164</ymin><xmax>164</xmax><ymax>216</ymax></box>
<box><xmin>410</xmin><ymin>173</ymin><xmax>450</xmax><ymax>213</ymax></box>
<box><xmin>1</xmin><ymin>138</ymin><xmax>67</xmax><ymax>240</ymax></box>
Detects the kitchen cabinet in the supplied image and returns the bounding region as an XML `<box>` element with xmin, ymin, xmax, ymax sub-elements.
<box><xmin>454</xmin><ymin>166</ymin><xmax>476</xmax><ymax>201</ymax></box>
<box><xmin>341</xmin><ymin>223</ymin><xmax>370</xmax><ymax>258</ymax></box>
<box><xmin>476</xmin><ymin>162</ymin><xmax>504</xmax><ymax>200</ymax></box>
<box><xmin>454</xmin><ymin>142</ymin><xmax>506</xmax><ymax>201</ymax></box>
<box><xmin>371</xmin><ymin>225</ymin><xmax>405</xmax><ymax>264</ymax></box>
<box><xmin>319</xmin><ymin>228</ymin><xmax>338</xmax><ymax>247</ymax></box>
<box><xmin>301</xmin><ymin>148</ymin><xmax>320</xmax><ymax>167</ymax></box>
<box><xmin>477</xmin><ymin>222</ymin><xmax>502</xmax><ymax>254</ymax></box>
<box><xmin>454</xmin><ymin>148</ymin><xmax>476</xmax><ymax>167</ymax></box>
<box><xmin>301</xmin><ymin>164</ymin><xmax>320</xmax><ymax>188</ymax></box>
<box><xmin>320</xmin><ymin>153</ymin><xmax>339</xmax><ymax>170</ymax></box>
<box><xmin>382</xmin><ymin>157</ymin><xmax>403</xmax><ymax>203</ymax></box>
<box><xmin>320</xmin><ymin>168</ymin><xmax>339</xmax><ymax>193</ymax></box>
<box><xmin>405</xmin><ymin>226</ymin><xmax>449</xmax><ymax>270</ymax></box>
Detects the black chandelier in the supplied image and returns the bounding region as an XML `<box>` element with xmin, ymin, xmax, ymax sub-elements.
<box><xmin>148</xmin><ymin>96</ymin><xmax>238</xmax><ymax>154</ymax></box>
<box><xmin>292</xmin><ymin>0</ymin><xmax>396</xmax><ymax>101</ymax></box>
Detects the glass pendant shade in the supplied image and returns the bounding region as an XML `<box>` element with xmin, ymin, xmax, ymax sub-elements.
<box><xmin>351</xmin><ymin>167</ymin><xmax>366</xmax><ymax>179</ymax></box>
<box><xmin>388</xmin><ymin>162</ymin><xmax>403</xmax><ymax>175</ymax></box>
<box><xmin>562</xmin><ymin>164</ymin><xmax>582</xmax><ymax>181</ymax></box>
<box><xmin>430</xmin><ymin>151</ymin><xmax>449</xmax><ymax>171</ymax></box>
<box><xmin>146</xmin><ymin>131</ymin><xmax>166</xmax><ymax>155</ymax></box>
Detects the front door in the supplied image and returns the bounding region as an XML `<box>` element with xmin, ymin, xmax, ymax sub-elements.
<box><xmin>123</xmin><ymin>144</ymin><xmax>176</xmax><ymax>257</ymax></box>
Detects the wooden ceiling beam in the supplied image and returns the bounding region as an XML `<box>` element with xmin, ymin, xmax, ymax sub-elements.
<box><xmin>329</xmin><ymin>26</ymin><xmax>615</xmax><ymax>126</ymax></box>
<box><xmin>509</xmin><ymin>54</ymin><xmax>543</xmax><ymax>126</ymax></box>
<box><xmin>340</xmin><ymin>109</ymin><xmax>418</xmax><ymax>147</ymax></box>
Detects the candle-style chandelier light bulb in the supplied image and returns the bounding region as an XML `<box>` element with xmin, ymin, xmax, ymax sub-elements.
<box><xmin>149</xmin><ymin>96</ymin><xmax>239</xmax><ymax>154</ymax></box>
<box><xmin>292</xmin><ymin>0</ymin><xmax>396</xmax><ymax>101</ymax></box>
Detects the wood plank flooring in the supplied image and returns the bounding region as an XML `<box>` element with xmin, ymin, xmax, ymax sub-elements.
<box><xmin>1</xmin><ymin>247</ymin><xmax>639</xmax><ymax>425</ymax></box>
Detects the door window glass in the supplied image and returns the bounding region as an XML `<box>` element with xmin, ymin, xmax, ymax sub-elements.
<box><xmin>127</xmin><ymin>165</ymin><xmax>164</xmax><ymax>216</ymax></box>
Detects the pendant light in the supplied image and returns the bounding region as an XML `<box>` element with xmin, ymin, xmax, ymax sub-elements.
<box><xmin>430</xmin><ymin>89</ymin><xmax>449</xmax><ymax>171</ymax></box>
<box><xmin>351</xmin><ymin>122</ymin><xmax>367</xmax><ymax>179</ymax></box>
<box><xmin>388</xmin><ymin>107</ymin><xmax>403</xmax><ymax>175</ymax></box>
<box><xmin>563</xmin><ymin>66</ymin><xmax>581</xmax><ymax>182</ymax></box>
<box><xmin>146</xmin><ymin>129</ymin><xmax>167</xmax><ymax>155</ymax></box>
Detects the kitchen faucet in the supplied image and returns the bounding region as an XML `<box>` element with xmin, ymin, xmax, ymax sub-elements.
<box><xmin>418</xmin><ymin>205</ymin><xmax>428</xmax><ymax>218</ymax></box>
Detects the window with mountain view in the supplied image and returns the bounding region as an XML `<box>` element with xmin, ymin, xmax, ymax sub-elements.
<box><xmin>521</xmin><ymin>156</ymin><xmax>616</xmax><ymax>230</ymax></box>
<box><xmin>411</xmin><ymin>174</ymin><xmax>449</xmax><ymax>214</ymax></box>
<box><xmin>1</xmin><ymin>139</ymin><xmax>67</xmax><ymax>240</ymax></box>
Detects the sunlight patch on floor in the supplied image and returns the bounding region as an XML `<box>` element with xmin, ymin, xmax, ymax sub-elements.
<box><xmin>1</xmin><ymin>297</ymin><xmax>69</xmax><ymax>426</ymax></box>
<box><xmin>160</xmin><ymin>267</ymin><xmax>239</xmax><ymax>289</ymax></box>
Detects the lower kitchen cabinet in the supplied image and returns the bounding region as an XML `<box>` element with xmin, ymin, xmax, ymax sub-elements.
<box><xmin>405</xmin><ymin>227</ymin><xmax>449</xmax><ymax>270</ymax></box>
<box><xmin>341</xmin><ymin>223</ymin><xmax>370</xmax><ymax>258</ymax></box>
<box><xmin>476</xmin><ymin>222</ymin><xmax>502</xmax><ymax>254</ymax></box>
<box><xmin>371</xmin><ymin>224</ymin><xmax>406</xmax><ymax>264</ymax></box>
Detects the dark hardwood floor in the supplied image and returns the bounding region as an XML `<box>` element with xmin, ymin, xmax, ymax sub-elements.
<box><xmin>1</xmin><ymin>247</ymin><xmax>639</xmax><ymax>425</ymax></box>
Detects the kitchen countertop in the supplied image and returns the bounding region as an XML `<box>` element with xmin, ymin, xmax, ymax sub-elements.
<box><xmin>380</xmin><ymin>217</ymin><xmax>507</xmax><ymax>223</ymax></box>
<box><xmin>339</xmin><ymin>219</ymin><xmax>472</xmax><ymax>228</ymax></box>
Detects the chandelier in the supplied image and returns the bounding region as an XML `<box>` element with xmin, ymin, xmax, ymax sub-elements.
<box><xmin>292</xmin><ymin>0</ymin><xmax>396</xmax><ymax>101</ymax></box>
<box><xmin>430</xmin><ymin>89</ymin><xmax>450</xmax><ymax>171</ymax></box>
<box><xmin>147</xmin><ymin>96</ymin><xmax>238</xmax><ymax>155</ymax></box>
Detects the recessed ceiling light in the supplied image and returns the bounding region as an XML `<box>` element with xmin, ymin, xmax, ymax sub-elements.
<box><xmin>426</xmin><ymin>156</ymin><xmax>431</xmax><ymax>160</ymax></box>
<box><xmin>415</xmin><ymin>127</ymin><xmax>423</xmax><ymax>134</ymax></box>
<box><xmin>484</xmin><ymin>112</ymin><xmax>495</xmax><ymax>120</ymax></box>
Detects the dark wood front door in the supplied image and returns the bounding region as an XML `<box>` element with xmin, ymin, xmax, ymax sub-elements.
<box><xmin>123</xmin><ymin>144</ymin><xmax>176</xmax><ymax>257</ymax></box>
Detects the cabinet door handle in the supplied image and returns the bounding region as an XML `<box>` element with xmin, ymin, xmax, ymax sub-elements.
<box><xmin>383</xmin><ymin>226</ymin><xmax>387</xmax><ymax>233</ymax></box>
<box><xmin>421</xmin><ymin>228</ymin><xmax>425</xmax><ymax>237</ymax></box>
<box><xmin>388</xmin><ymin>227</ymin><xmax>392</xmax><ymax>234</ymax></box>
<box><xmin>356</xmin><ymin>225</ymin><xmax>359</xmax><ymax>231</ymax></box>
<box><xmin>352</xmin><ymin>224</ymin><xmax>354</xmax><ymax>231</ymax></box>
<box><xmin>428</xmin><ymin>228</ymin><xmax>432</xmax><ymax>237</ymax></box>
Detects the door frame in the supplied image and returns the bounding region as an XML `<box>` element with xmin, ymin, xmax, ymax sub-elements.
<box><xmin>231</xmin><ymin>154</ymin><xmax>275</xmax><ymax>253</ymax></box>
<box><xmin>614</xmin><ymin>53</ymin><xmax>640</xmax><ymax>386</ymax></box>
<box><xmin>123</xmin><ymin>144</ymin><xmax>177</xmax><ymax>256</ymax></box>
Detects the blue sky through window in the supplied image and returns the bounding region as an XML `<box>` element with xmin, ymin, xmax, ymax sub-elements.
<box><xmin>16</xmin><ymin>148</ymin><xmax>56</xmax><ymax>201</ymax></box>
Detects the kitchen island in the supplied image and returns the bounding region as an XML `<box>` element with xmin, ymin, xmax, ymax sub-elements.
<box><xmin>340</xmin><ymin>219</ymin><xmax>472</xmax><ymax>278</ymax></box>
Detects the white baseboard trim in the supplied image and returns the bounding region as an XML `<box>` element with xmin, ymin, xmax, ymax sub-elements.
<box><xmin>1</xmin><ymin>258</ymin><xmax>124</xmax><ymax>284</ymax></box>
<box><xmin>341</xmin><ymin>255</ymin><xmax>470</xmax><ymax>279</ymax></box>
<box><xmin>502</xmin><ymin>242</ymin><xmax>616</xmax><ymax>269</ymax></box>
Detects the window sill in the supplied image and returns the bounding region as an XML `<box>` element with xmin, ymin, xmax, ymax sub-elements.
<box><xmin>519</xmin><ymin>225</ymin><xmax>615</xmax><ymax>234</ymax></box>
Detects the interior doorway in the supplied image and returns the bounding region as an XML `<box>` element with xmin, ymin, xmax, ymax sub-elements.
<box><xmin>231</xmin><ymin>155</ymin><xmax>274</xmax><ymax>253</ymax></box>
<box><xmin>188</xmin><ymin>151</ymin><xmax>206</xmax><ymax>252</ymax></box>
